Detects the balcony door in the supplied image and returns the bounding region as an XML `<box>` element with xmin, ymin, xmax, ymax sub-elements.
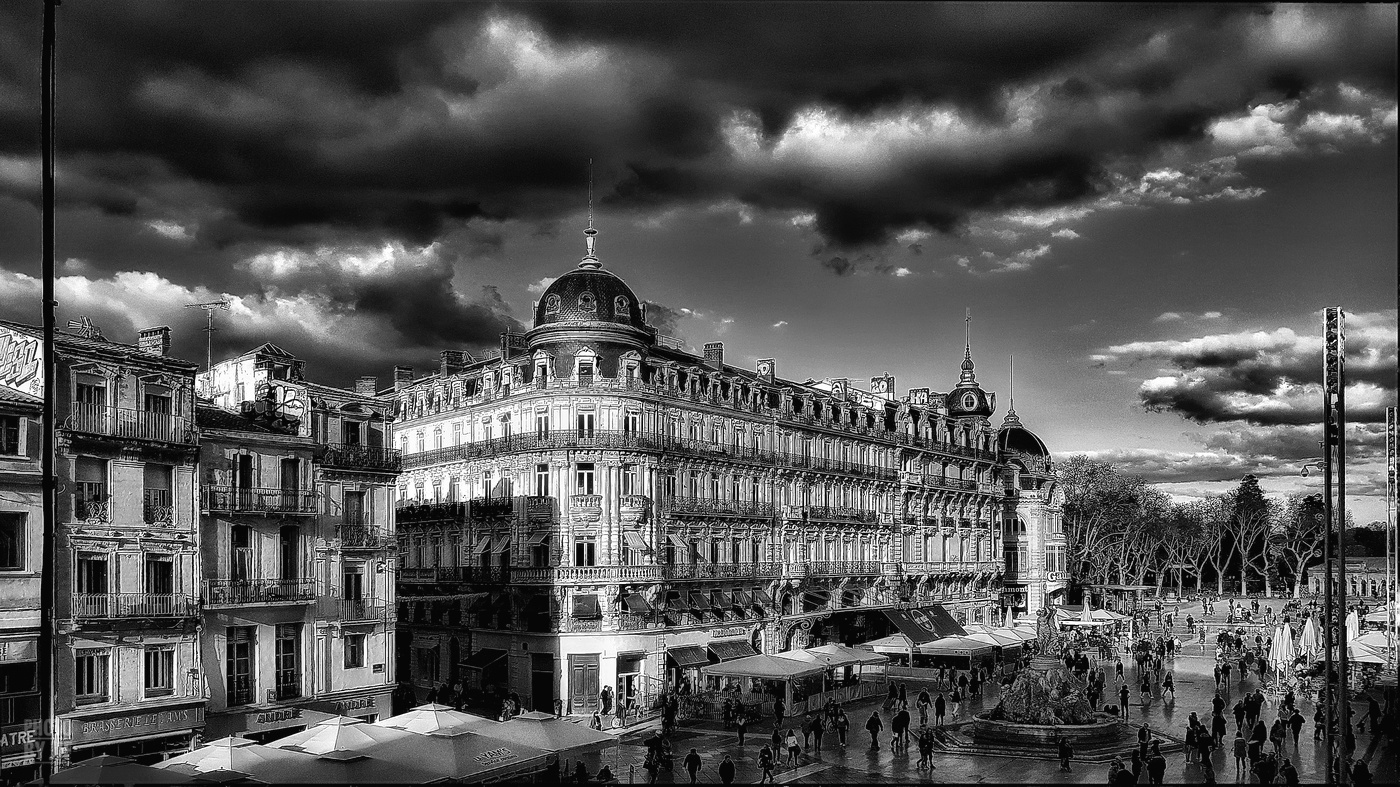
<box><xmin>280</xmin><ymin>526</ymin><xmax>300</xmax><ymax>582</ymax></box>
<box><xmin>231</xmin><ymin>525</ymin><xmax>253</xmax><ymax>583</ymax></box>
<box><xmin>280</xmin><ymin>458</ymin><xmax>299</xmax><ymax>509</ymax></box>
<box><xmin>145</xmin><ymin>555</ymin><xmax>175</xmax><ymax>616</ymax></box>
<box><xmin>225</xmin><ymin>627</ymin><xmax>254</xmax><ymax>706</ymax></box>
<box><xmin>343</xmin><ymin>420</ymin><xmax>362</xmax><ymax>446</ymax></box>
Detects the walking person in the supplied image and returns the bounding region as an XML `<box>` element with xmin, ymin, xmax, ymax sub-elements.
<box><xmin>1233</xmin><ymin>730</ymin><xmax>1248</xmax><ymax>779</ymax></box>
<box><xmin>1146</xmin><ymin>746</ymin><xmax>1167</xmax><ymax>785</ymax></box>
<box><xmin>835</xmin><ymin>709</ymin><xmax>849</xmax><ymax>747</ymax></box>
<box><xmin>1058</xmin><ymin>735</ymin><xmax>1074</xmax><ymax>772</ymax></box>
<box><xmin>950</xmin><ymin>686</ymin><xmax>962</xmax><ymax>719</ymax></box>
<box><xmin>758</xmin><ymin>745</ymin><xmax>776</xmax><ymax>785</ymax></box>
<box><xmin>865</xmin><ymin>711</ymin><xmax>883</xmax><ymax>750</ymax></box>
<box><xmin>736</xmin><ymin>713</ymin><xmax>747</xmax><ymax>746</ymax></box>
<box><xmin>718</xmin><ymin>754</ymin><xmax>735</xmax><ymax>786</ymax></box>
<box><xmin>784</xmin><ymin>729</ymin><xmax>801</xmax><ymax>766</ymax></box>
<box><xmin>892</xmin><ymin>707</ymin><xmax>911</xmax><ymax>752</ymax></box>
<box><xmin>917</xmin><ymin>688</ymin><xmax>931</xmax><ymax>726</ymax></box>
<box><xmin>811</xmin><ymin>713</ymin><xmax>825</xmax><ymax>753</ymax></box>
<box><xmin>774</xmin><ymin>697</ymin><xmax>786</xmax><ymax>731</ymax></box>
<box><xmin>934</xmin><ymin>693</ymin><xmax>946</xmax><ymax>727</ymax></box>
<box><xmin>1288</xmin><ymin>709</ymin><xmax>1304</xmax><ymax>749</ymax></box>
<box><xmin>683</xmin><ymin>749</ymin><xmax>702</xmax><ymax>785</ymax></box>
<box><xmin>1119</xmin><ymin>683</ymin><xmax>1131</xmax><ymax>720</ymax></box>
<box><xmin>1162</xmin><ymin>672</ymin><xmax>1175</xmax><ymax>703</ymax></box>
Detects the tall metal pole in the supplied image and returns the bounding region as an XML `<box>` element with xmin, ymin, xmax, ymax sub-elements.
<box><xmin>1322</xmin><ymin>388</ymin><xmax>1335</xmax><ymax>785</ymax></box>
<box><xmin>38</xmin><ymin>0</ymin><xmax>60</xmax><ymax>779</ymax></box>
<box><xmin>1386</xmin><ymin>407</ymin><xmax>1396</xmax><ymax>673</ymax></box>
<box><xmin>1333</xmin><ymin>308</ymin><xmax>1350</xmax><ymax>784</ymax></box>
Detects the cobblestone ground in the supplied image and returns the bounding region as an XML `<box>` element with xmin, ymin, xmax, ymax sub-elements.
<box><xmin>572</xmin><ymin>602</ymin><xmax>1396</xmax><ymax>784</ymax></box>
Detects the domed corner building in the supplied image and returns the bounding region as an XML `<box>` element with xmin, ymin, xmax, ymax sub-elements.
<box><xmin>996</xmin><ymin>396</ymin><xmax>1068</xmax><ymax>620</ymax></box>
<box><xmin>388</xmin><ymin>219</ymin><xmax>1059</xmax><ymax>722</ymax></box>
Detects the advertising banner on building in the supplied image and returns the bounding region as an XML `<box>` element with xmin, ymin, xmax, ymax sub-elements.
<box><xmin>0</xmin><ymin>326</ymin><xmax>42</xmax><ymax>399</ymax></box>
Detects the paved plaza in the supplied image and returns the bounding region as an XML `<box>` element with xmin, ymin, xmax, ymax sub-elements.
<box><xmin>575</xmin><ymin>606</ymin><xmax>1397</xmax><ymax>784</ymax></box>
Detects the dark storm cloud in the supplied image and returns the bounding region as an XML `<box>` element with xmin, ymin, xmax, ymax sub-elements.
<box><xmin>0</xmin><ymin>1</ymin><xmax>1394</xmax><ymax>264</ymax></box>
<box><xmin>1100</xmin><ymin>310</ymin><xmax>1398</xmax><ymax>426</ymax></box>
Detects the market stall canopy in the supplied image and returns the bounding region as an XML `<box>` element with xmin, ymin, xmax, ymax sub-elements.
<box><xmin>882</xmin><ymin>605</ymin><xmax>967</xmax><ymax>644</ymax></box>
<box><xmin>863</xmin><ymin>634</ymin><xmax>917</xmax><ymax>654</ymax></box>
<box><xmin>235</xmin><ymin>748</ymin><xmax>440</xmax><ymax>784</ymax></box>
<box><xmin>158</xmin><ymin>737</ymin><xmax>282</xmax><ymax>775</ymax></box>
<box><xmin>1354</xmin><ymin>631</ymin><xmax>1395</xmax><ymax>651</ymax></box>
<box><xmin>267</xmin><ymin>716</ymin><xmax>414</xmax><ymax>755</ymax></box>
<box><xmin>458</xmin><ymin>714</ymin><xmax>615</xmax><ymax>754</ymax></box>
<box><xmin>995</xmin><ymin>627</ymin><xmax>1037</xmax><ymax>642</ymax></box>
<box><xmin>376</xmin><ymin>703</ymin><xmax>482</xmax><ymax>735</ymax></box>
<box><xmin>918</xmin><ymin>636</ymin><xmax>996</xmax><ymax>656</ymax></box>
<box><xmin>965</xmin><ymin>630</ymin><xmax>1023</xmax><ymax>647</ymax></box>
<box><xmin>774</xmin><ymin>649</ymin><xmax>845</xmax><ymax>669</ymax></box>
<box><xmin>361</xmin><ymin>726</ymin><xmax>553</xmax><ymax>780</ymax></box>
<box><xmin>807</xmin><ymin>643</ymin><xmax>889</xmax><ymax>666</ymax></box>
<box><xmin>701</xmin><ymin>654</ymin><xmax>827</xmax><ymax>679</ymax></box>
<box><xmin>51</xmin><ymin>755</ymin><xmax>203</xmax><ymax>784</ymax></box>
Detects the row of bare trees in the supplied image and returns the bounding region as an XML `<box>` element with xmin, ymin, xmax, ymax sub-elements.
<box><xmin>1058</xmin><ymin>456</ymin><xmax>1335</xmax><ymax>598</ymax></box>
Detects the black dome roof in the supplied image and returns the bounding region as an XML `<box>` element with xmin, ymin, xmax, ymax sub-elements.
<box><xmin>998</xmin><ymin>424</ymin><xmax>1049</xmax><ymax>457</ymax></box>
<box><xmin>533</xmin><ymin>267</ymin><xmax>645</xmax><ymax>330</ymax></box>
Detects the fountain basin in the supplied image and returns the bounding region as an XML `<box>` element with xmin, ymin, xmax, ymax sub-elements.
<box><xmin>969</xmin><ymin>712</ymin><xmax>1122</xmax><ymax>747</ymax></box>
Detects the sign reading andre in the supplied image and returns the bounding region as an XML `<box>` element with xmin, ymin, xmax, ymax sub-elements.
<box><xmin>0</xmin><ymin>327</ymin><xmax>42</xmax><ymax>399</ymax></box>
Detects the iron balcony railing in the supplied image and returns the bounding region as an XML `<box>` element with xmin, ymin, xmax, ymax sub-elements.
<box><xmin>143</xmin><ymin>490</ymin><xmax>174</xmax><ymax>526</ymax></box>
<box><xmin>398</xmin><ymin>565</ymin><xmax>510</xmax><ymax>584</ymax></box>
<box><xmin>333</xmin><ymin>598</ymin><xmax>387</xmax><ymax>622</ymax></box>
<box><xmin>660</xmin><ymin>496</ymin><xmax>775</xmax><ymax>518</ymax></box>
<box><xmin>205</xmin><ymin>578</ymin><xmax>318</xmax><ymax>606</ymax></box>
<box><xmin>202</xmin><ymin>487</ymin><xmax>319</xmax><ymax>515</ymax></box>
<box><xmin>661</xmin><ymin>561</ymin><xmax>785</xmax><ymax>581</ymax></box>
<box><xmin>65</xmin><ymin>404</ymin><xmax>194</xmax><ymax>444</ymax></box>
<box><xmin>337</xmin><ymin>524</ymin><xmax>392</xmax><ymax>550</ymax></box>
<box><xmin>70</xmin><ymin>593</ymin><xmax>199</xmax><ymax>619</ymax></box>
<box><xmin>788</xmin><ymin>505</ymin><xmax>879</xmax><ymax>523</ymax></box>
<box><xmin>318</xmin><ymin>442</ymin><xmax>402</xmax><ymax>472</ymax></box>
<box><xmin>512</xmin><ymin>565</ymin><xmax>666</xmax><ymax>584</ymax></box>
<box><xmin>73</xmin><ymin>491</ymin><xmax>110</xmax><ymax>523</ymax></box>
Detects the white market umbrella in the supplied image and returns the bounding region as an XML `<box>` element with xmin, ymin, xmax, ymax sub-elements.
<box><xmin>376</xmin><ymin>703</ymin><xmax>482</xmax><ymax>736</ymax></box>
<box><xmin>1082</xmin><ymin>603</ymin><xmax>1094</xmax><ymax>624</ymax></box>
<box><xmin>1345</xmin><ymin>610</ymin><xmax>1361</xmax><ymax>642</ymax></box>
<box><xmin>1268</xmin><ymin>625</ymin><xmax>1296</xmax><ymax>675</ymax></box>
<box><xmin>1299</xmin><ymin>616</ymin><xmax>1320</xmax><ymax>656</ymax></box>
<box><xmin>1003</xmin><ymin>607</ymin><xmax>1013</xmax><ymax>628</ymax></box>
<box><xmin>157</xmin><ymin>737</ymin><xmax>280</xmax><ymax>774</ymax></box>
<box><xmin>1354</xmin><ymin>631</ymin><xmax>1395</xmax><ymax>652</ymax></box>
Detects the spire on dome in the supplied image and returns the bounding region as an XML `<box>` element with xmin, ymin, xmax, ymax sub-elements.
<box><xmin>1002</xmin><ymin>353</ymin><xmax>1023</xmax><ymax>428</ymax></box>
<box><xmin>579</xmin><ymin>158</ymin><xmax>601</xmax><ymax>270</ymax></box>
<box><xmin>959</xmin><ymin>308</ymin><xmax>978</xmax><ymax>385</ymax></box>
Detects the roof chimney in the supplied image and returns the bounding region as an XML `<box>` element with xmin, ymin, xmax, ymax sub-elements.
<box><xmin>137</xmin><ymin>326</ymin><xmax>171</xmax><ymax>356</ymax></box>
<box><xmin>393</xmin><ymin>366</ymin><xmax>414</xmax><ymax>391</ymax></box>
<box><xmin>355</xmin><ymin>376</ymin><xmax>378</xmax><ymax>397</ymax></box>
<box><xmin>440</xmin><ymin>350</ymin><xmax>468</xmax><ymax>377</ymax></box>
<box><xmin>703</xmin><ymin>342</ymin><xmax>724</xmax><ymax>370</ymax></box>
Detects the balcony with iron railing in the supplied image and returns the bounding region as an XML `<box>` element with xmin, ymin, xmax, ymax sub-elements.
<box><xmin>64</xmin><ymin>404</ymin><xmax>195</xmax><ymax>445</ymax></box>
<box><xmin>511</xmin><ymin>564</ymin><xmax>666</xmax><ymax>584</ymax></box>
<box><xmin>73</xmin><ymin>485</ymin><xmax>110</xmax><ymax>523</ymax></box>
<box><xmin>789</xmin><ymin>505</ymin><xmax>879</xmax><ymax>523</ymax></box>
<box><xmin>337</xmin><ymin>519</ymin><xmax>392</xmax><ymax>550</ymax></box>
<box><xmin>143</xmin><ymin>490</ymin><xmax>174</xmax><ymax>526</ymax></box>
<box><xmin>660</xmin><ymin>496</ymin><xmax>776</xmax><ymax>518</ymax></box>
<box><xmin>318</xmin><ymin>442</ymin><xmax>402</xmax><ymax>472</ymax></box>
<box><xmin>69</xmin><ymin>593</ymin><xmax>199</xmax><ymax>620</ymax></box>
<box><xmin>329</xmin><ymin>597</ymin><xmax>387</xmax><ymax>622</ymax></box>
<box><xmin>662</xmin><ymin>561</ymin><xmax>785</xmax><ymax>581</ymax></box>
<box><xmin>202</xmin><ymin>487</ymin><xmax>319</xmax><ymax>515</ymax></box>
<box><xmin>205</xmin><ymin>578</ymin><xmax>318</xmax><ymax>606</ymax></box>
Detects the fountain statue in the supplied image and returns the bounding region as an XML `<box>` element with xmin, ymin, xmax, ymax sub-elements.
<box><xmin>983</xmin><ymin>604</ymin><xmax>1097</xmax><ymax>726</ymax></box>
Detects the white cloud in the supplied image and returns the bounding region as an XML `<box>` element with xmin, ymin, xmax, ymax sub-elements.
<box><xmin>145</xmin><ymin>219</ymin><xmax>194</xmax><ymax>241</ymax></box>
<box><xmin>1154</xmin><ymin>312</ymin><xmax>1184</xmax><ymax>323</ymax></box>
<box><xmin>772</xmin><ymin>320</ymin><xmax>787</xmax><ymax>328</ymax></box>
<box><xmin>892</xmin><ymin>267</ymin><xmax>912</xmax><ymax>277</ymax></box>
<box><xmin>527</xmin><ymin>276</ymin><xmax>557</xmax><ymax>294</ymax></box>
<box><xmin>1051</xmin><ymin>228</ymin><xmax>1079</xmax><ymax>239</ymax></box>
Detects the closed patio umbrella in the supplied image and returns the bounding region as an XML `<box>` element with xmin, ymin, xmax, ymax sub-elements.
<box><xmin>1299</xmin><ymin>616</ymin><xmax>1320</xmax><ymax>656</ymax></box>
<box><xmin>1345</xmin><ymin>609</ymin><xmax>1361</xmax><ymax>642</ymax></box>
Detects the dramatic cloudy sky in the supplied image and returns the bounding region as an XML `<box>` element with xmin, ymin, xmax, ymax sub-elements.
<box><xmin>0</xmin><ymin>3</ymin><xmax>1395</xmax><ymax>519</ymax></box>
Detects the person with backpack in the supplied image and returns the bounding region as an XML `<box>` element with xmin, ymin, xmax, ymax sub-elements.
<box><xmin>811</xmin><ymin>713</ymin><xmax>826</xmax><ymax>753</ymax></box>
<box><xmin>892</xmin><ymin>707</ymin><xmax>911</xmax><ymax>752</ymax></box>
<box><xmin>784</xmin><ymin>729</ymin><xmax>801</xmax><ymax>766</ymax></box>
<box><xmin>865</xmin><ymin>711</ymin><xmax>883</xmax><ymax>750</ymax></box>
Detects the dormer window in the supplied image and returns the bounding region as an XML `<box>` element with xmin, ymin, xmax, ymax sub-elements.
<box><xmin>614</xmin><ymin>295</ymin><xmax>629</xmax><ymax>316</ymax></box>
<box><xmin>544</xmin><ymin>294</ymin><xmax>560</xmax><ymax>313</ymax></box>
<box><xmin>962</xmin><ymin>393</ymin><xmax>977</xmax><ymax>410</ymax></box>
<box><xmin>578</xmin><ymin>292</ymin><xmax>596</xmax><ymax>311</ymax></box>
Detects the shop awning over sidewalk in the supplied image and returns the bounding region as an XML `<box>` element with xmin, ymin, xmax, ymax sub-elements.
<box><xmin>882</xmin><ymin>605</ymin><xmax>966</xmax><ymax>644</ymax></box>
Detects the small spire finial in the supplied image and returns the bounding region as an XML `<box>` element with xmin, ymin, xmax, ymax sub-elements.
<box><xmin>580</xmin><ymin>158</ymin><xmax>600</xmax><ymax>269</ymax></box>
<box><xmin>959</xmin><ymin>308</ymin><xmax>977</xmax><ymax>383</ymax></box>
<box><xmin>1002</xmin><ymin>353</ymin><xmax>1023</xmax><ymax>428</ymax></box>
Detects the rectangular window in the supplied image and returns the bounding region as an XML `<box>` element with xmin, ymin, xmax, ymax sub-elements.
<box><xmin>501</xmin><ymin>417</ymin><xmax>512</xmax><ymax>440</ymax></box>
<box><xmin>535</xmin><ymin>464</ymin><xmax>550</xmax><ymax>497</ymax></box>
<box><xmin>575</xmin><ymin>463</ymin><xmax>595</xmax><ymax>495</ymax></box>
<box><xmin>74</xmin><ymin>457</ymin><xmax>107</xmax><ymax>520</ymax></box>
<box><xmin>623</xmin><ymin>411</ymin><xmax>640</xmax><ymax>436</ymax></box>
<box><xmin>345</xmin><ymin>634</ymin><xmax>367</xmax><ymax>669</ymax></box>
<box><xmin>576</xmin><ymin>412</ymin><xmax>595</xmax><ymax>438</ymax></box>
<box><xmin>75</xmin><ymin>375</ymin><xmax>106</xmax><ymax>407</ymax></box>
<box><xmin>0</xmin><ymin>415</ymin><xmax>20</xmax><ymax>455</ymax></box>
<box><xmin>144</xmin><ymin>647</ymin><xmax>175</xmax><ymax>697</ymax></box>
<box><xmin>452</xmin><ymin>422</ymin><xmax>462</xmax><ymax>445</ymax></box>
<box><xmin>480</xmin><ymin>471</ymin><xmax>491</xmax><ymax>498</ymax></box>
<box><xmin>231</xmin><ymin>525</ymin><xmax>253</xmax><ymax>582</ymax></box>
<box><xmin>142</xmin><ymin>463</ymin><xmax>173</xmax><ymax>525</ymax></box>
<box><xmin>709</xmin><ymin>540</ymin><xmax>720</xmax><ymax>563</ymax></box>
<box><xmin>343</xmin><ymin>565</ymin><xmax>364</xmax><ymax>601</ymax></box>
<box><xmin>709</xmin><ymin>474</ymin><xmax>720</xmax><ymax>499</ymax></box>
<box><xmin>144</xmin><ymin>554</ymin><xmax>174</xmax><ymax>595</ymax></box>
<box><xmin>621</xmin><ymin>464</ymin><xmax>637</xmax><ymax>495</ymax></box>
<box><xmin>577</xmin><ymin>360</ymin><xmax>594</xmax><ymax>382</ymax></box>
<box><xmin>343</xmin><ymin>490</ymin><xmax>366</xmax><ymax>524</ymax></box>
<box><xmin>74</xmin><ymin>650</ymin><xmax>109</xmax><ymax>705</ymax></box>
<box><xmin>573</xmin><ymin>537</ymin><xmax>596</xmax><ymax>567</ymax></box>
<box><xmin>432</xmin><ymin>481</ymin><xmax>442</xmax><ymax>501</ymax></box>
<box><xmin>447</xmin><ymin>477</ymin><xmax>460</xmax><ymax>502</ymax></box>
<box><xmin>226</xmin><ymin>627</ymin><xmax>254</xmax><ymax>706</ymax></box>
<box><xmin>75</xmin><ymin>553</ymin><xmax>108</xmax><ymax>594</ymax></box>
<box><xmin>275</xmin><ymin>624</ymin><xmax>301</xmax><ymax>700</ymax></box>
<box><xmin>481</xmin><ymin>421</ymin><xmax>492</xmax><ymax>442</ymax></box>
<box><xmin>531</xmin><ymin>535</ymin><xmax>551</xmax><ymax>567</ymax></box>
<box><xmin>343</xmin><ymin>421</ymin><xmax>362</xmax><ymax>445</ymax></box>
<box><xmin>0</xmin><ymin>513</ymin><xmax>24</xmax><ymax>571</ymax></box>
<box><xmin>535</xmin><ymin>412</ymin><xmax>550</xmax><ymax>439</ymax></box>
<box><xmin>664</xmin><ymin>474</ymin><xmax>676</xmax><ymax>499</ymax></box>
<box><xmin>280</xmin><ymin>525</ymin><xmax>299</xmax><ymax>580</ymax></box>
<box><xmin>143</xmin><ymin>388</ymin><xmax>172</xmax><ymax>415</ymax></box>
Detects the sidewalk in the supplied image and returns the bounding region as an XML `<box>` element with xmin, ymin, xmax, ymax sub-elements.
<box><xmin>574</xmin><ymin>631</ymin><xmax>1395</xmax><ymax>783</ymax></box>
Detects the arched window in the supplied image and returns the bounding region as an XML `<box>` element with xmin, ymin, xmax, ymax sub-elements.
<box><xmin>614</xmin><ymin>295</ymin><xmax>629</xmax><ymax>315</ymax></box>
<box><xmin>544</xmin><ymin>294</ymin><xmax>560</xmax><ymax>313</ymax></box>
<box><xmin>578</xmin><ymin>292</ymin><xmax>596</xmax><ymax>311</ymax></box>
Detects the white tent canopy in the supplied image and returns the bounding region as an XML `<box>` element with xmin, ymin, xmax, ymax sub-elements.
<box><xmin>701</xmin><ymin>654</ymin><xmax>827</xmax><ymax>679</ymax></box>
<box><xmin>807</xmin><ymin>643</ymin><xmax>889</xmax><ymax>666</ymax></box>
<box><xmin>917</xmin><ymin>636</ymin><xmax>996</xmax><ymax>657</ymax></box>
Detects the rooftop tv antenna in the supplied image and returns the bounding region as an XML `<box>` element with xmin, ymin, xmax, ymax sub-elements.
<box><xmin>185</xmin><ymin>300</ymin><xmax>231</xmax><ymax>373</ymax></box>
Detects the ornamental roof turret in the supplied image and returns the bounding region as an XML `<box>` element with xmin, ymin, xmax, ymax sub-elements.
<box><xmin>530</xmin><ymin>195</ymin><xmax>648</xmax><ymax>333</ymax></box>
<box><xmin>998</xmin><ymin>357</ymin><xmax>1048</xmax><ymax>457</ymax></box>
<box><xmin>944</xmin><ymin>311</ymin><xmax>995</xmax><ymax>418</ymax></box>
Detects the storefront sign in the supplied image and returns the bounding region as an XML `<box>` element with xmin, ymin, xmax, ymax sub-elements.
<box><xmin>473</xmin><ymin>747</ymin><xmax>518</xmax><ymax>767</ymax></box>
<box><xmin>251</xmin><ymin>708</ymin><xmax>302</xmax><ymax>727</ymax></box>
<box><xmin>333</xmin><ymin>697</ymin><xmax>374</xmax><ymax>714</ymax></box>
<box><xmin>1</xmin><ymin>723</ymin><xmax>40</xmax><ymax>758</ymax></box>
<box><xmin>710</xmin><ymin>627</ymin><xmax>747</xmax><ymax>639</ymax></box>
<box><xmin>1047</xmin><ymin>571</ymin><xmax>1068</xmax><ymax>582</ymax></box>
<box><xmin>67</xmin><ymin>703</ymin><xmax>204</xmax><ymax>746</ymax></box>
<box><xmin>0</xmin><ymin>638</ymin><xmax>38</xmax><ymax>664</ymax></box>
<box><xmin>0</xmin><ymin>328</ymin><xmax>42</xmax><ymax>398</ymax></box>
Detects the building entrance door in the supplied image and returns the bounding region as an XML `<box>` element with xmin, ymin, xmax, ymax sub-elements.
<box><xmin>568</xmin><ymin>654</ymin><xmax>598</xmax><ymax>715</ymax></box>
<box><xmin>531</xmin><ymin>653</ymin><xmax>555</xmax><ymax>713</ymax></box>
